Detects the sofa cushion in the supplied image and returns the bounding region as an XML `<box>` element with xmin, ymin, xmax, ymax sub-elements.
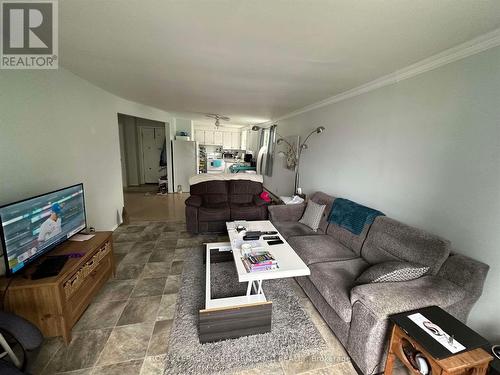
<box><xmin>229</xmin><ymin>180</ymin><xmax>263</xmax><ymax>204</ymax></box>
<box><xmin>325</xmin><ymin>199</ymin><xmax>380</xmax><ymax>255</ymax></box>
<box><xmin>288</xmin><ymin>235</ymin><xmax>358</xmax><ymax>265</ymax></box>
<box><xmin>299</xmin><ymin>201</ymin><xmax>326</xmax><ymax>231</ymax></box>
<box><xmin>198</xmin><ymin>202</ymin><xmax>230</xmax><ymax>221</ymax></box>
<box><xmin>361</xmin><ymin>216</ymin><xmax>451</xmax><ymax>275</ymax></box>
<box><xmin>355</xmin><ymin>261</ymin><xmax>429</xmax><ymax>285</ymax></box>
<box><xmin>273</xmin><ymin>221</ymin><xmax>316</xmax><ymax>239</ymax></box>
<box><xmin>190</xmin><ymin>180</ymin><xmax>229</xmax><ymax>205</ymax></box>
<box><xmin>230</xmin><ymin>203</ymin><xmax>265</xmax><ymax>221</ymax></box>
<box><xmin>309</xmin><ymin>192</ymin><xmax>336</xmax><ymax>233</ymax></box>
<box><xmin>309</xmin><ymin>258</ymin><xmax>369</xmax><ymax>322</ymax></box>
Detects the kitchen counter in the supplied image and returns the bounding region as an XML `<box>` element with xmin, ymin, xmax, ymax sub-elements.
<box><xmin>223</xmin><ymin>158</ymin><xmax>247</xmax><ymax>163</ymax></box>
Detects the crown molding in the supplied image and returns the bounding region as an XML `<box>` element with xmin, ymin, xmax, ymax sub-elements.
<box><xmin>270</xmin><ymin>28</ymin><xmax>500</xmax><ymax>124</ymax></box>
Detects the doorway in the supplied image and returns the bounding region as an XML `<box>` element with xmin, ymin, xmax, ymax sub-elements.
<box><xmin>117</xmin><ymin>113</ymin><xmax>170</xmax><ymax>190</ymax></box>
<box><xmin>140</xmin><ymin>126</ymin><xmax>166</xmax><ymax>183</ymax></box>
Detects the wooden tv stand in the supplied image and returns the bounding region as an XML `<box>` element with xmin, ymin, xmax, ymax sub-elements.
<box><xmin>1</xmin><ymin>232</ymin><xmax>115</xmax><ymax>344</ymax></box>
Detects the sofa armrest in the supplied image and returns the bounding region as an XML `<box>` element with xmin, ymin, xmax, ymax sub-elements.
<box><xmin>268</xmin><ymin>203</ymin><xmax>306</xmax><ymax>222</ymax></box>
<box><xmin>437</xmin><ymin>252</ymin><xmax>489</xmax><ymax>298</ymax></box>
<box><xmin>350</xmin><ymin>276</ymin><xmax>467</xmax><ymax>320</ymax></box>
<box><xmin>185</xmin><ymin>195</ymin><xmax>202</xmax><ymax>208</ymax></box>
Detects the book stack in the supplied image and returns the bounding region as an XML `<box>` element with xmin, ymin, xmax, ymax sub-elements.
<box><xmin>242</xmin><ymin>251</ymin><xmax>279</xmax><ymax>272</ymax></box>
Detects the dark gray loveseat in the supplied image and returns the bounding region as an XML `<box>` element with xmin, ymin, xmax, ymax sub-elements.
<box><xmin>268</xmin><ymin>192</ymin><xmax>489</xmax><ymax>374</ymax></box>
<box><xmin>185</xmin><ymin>176</ymin><xmax>268</xmax><ymax>234</ymax></box>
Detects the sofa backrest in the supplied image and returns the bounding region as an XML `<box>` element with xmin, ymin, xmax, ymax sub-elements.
<box><xmin>361</xmin><ymin>216</ymin><xmax>451</xmax><ymax>275</ymax></box>
<box><xmin>229</xmin><ymin>180</ymin><xmax>263</xmax><ymax>204</ymax></box>
<box><xmin>326</xmin><ymin>218</ymin><xmax>373</xmax><ymax>256</ymax></box>
<box><xmin>309</xmin><ymin>192</ymin><xmax>335</xmax><ymax>234</ymax></box>
<box><xmin>190</xmin><ymin>180</ymin><xmax>228</xmax><ymax>205</ymax></box>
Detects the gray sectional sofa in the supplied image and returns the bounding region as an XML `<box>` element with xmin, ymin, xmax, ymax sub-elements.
<box><xmin>268</xmin><ymin>192</ymin><xmax>489</xmax><ymax>374</ymax></box>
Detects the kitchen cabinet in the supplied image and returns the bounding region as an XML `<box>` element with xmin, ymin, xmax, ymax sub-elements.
<box><xmin>195</xmin><ymin>128</ymin><xmax>245</xmax><ymax>148</ymax></box>
<box><xmin>223</xmin><ymin>132</ymin><xmax>232</xmax><ymax>148</ymax></box>
<box><xmin>213</xmin><ymin>131</ymin><xmax>223</xmax><ymax>146</ymax></box>
<box><xmin>204</xmin><ymin>131</ymin><xmax>214</xmax><ymax>145</ymax></box>
<box><xmin>240</xmin><ymin>130</ymin><xmax>247</xmax><ymax>150</ymax></box>
<box><xmin>231</xmin><ymin>132</ymin><xmax>241</xmax><ymax>149</ymax></box>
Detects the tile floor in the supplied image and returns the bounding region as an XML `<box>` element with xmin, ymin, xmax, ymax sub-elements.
<box><xmin>28</xmin><ymin>219</ymin><xmax>410</xmax><ymax>374</ymax></box>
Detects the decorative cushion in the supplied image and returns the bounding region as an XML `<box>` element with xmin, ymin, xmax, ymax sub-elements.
<box><xmin>355</xmin><ymin>261</ymin><xmax>429</xmax><ymax>284</ymax></box>
<box><xmin>299</xmin><ymin>201</ymin><xmax>326</xmax><ymax>231</ymax></box>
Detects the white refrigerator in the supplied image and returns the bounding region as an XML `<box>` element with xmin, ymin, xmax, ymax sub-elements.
<box><xmin>172</xmin><ymin>140</ymin><xmax>199</xmax><ymax>193</ymax></box>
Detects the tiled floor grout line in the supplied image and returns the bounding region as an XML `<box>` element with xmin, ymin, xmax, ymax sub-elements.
<box><xmin>91</xmin><ymin>297</ymin><xmax>130</xmax><ymax>372</ymax></box>
<box><xmin>139</xmin><ymin>266</ymin><xmax>173</xmax><ymax>374</ymax></box>
<box><xmin>33</xmin><ymin>220</ymin><xmax>354</xmax><ymax>375</ymax></box>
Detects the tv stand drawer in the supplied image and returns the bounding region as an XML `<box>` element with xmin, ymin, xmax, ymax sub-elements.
<box><xmin>63</xmin><ymin>241</ymin><xmax>111</xmax><ymax>300</ymax></box>
<box><xmin>66</xmin><ymin>251</ymin><xmax>113</xmax><ymax>326</ymax></box>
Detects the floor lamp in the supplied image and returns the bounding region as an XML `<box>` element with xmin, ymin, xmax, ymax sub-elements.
<box><xmin>293</xmin><ymin>126</ymin><xmax>325</xmax><ymax>194</ymax></box>
<box><xmin>252</xmin><ymin>125</ymin><xmax>325</xmax><ymax>194</ymax></box>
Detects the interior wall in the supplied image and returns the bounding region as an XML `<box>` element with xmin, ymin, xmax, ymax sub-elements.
<box><xmin>120</xmin><ymin>114</ymin><xmax>140</xmax><ymax>186</ymax></box>
<box><xmin>0</xmin><ymin>67</ymin><xmax>172</xmax><ymax>236</ymax></box>
<box><xmin>117</xmin><ymin>119</ymin><xmax>128</xmax><ymax>187</ymax></box>
<box><xmin>265</xmin><ymin>45</ymin><xmax>500</xmax><ymax>340</ymax></box>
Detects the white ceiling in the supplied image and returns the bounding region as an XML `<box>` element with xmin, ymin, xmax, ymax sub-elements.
<box><xmin>60</xmin><ymin>0</ymin><xmax>500</xmax><ymax>125</ymax></box>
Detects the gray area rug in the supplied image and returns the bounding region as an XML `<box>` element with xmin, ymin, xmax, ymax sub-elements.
<box><xmin>164</xmin><ymin>248</ymin><xmax>326</xmax><ymax>374</ymax></box>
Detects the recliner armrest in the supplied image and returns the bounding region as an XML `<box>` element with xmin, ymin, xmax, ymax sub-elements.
<box><xmin>185</xmin><ymin>195</ymin><xmax>202</xmax><ymax>208</ymax></box>
<box><xmin>268</xmin><ymin>203</ymin><xmax>306</xmax><ymax>222</ymax></box>
<box><xmin>350</xmin><ymin>276</ymin><xmax>467</xmax><ymax>320</ymax></box>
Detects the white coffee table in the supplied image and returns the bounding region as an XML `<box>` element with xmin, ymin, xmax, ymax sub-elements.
<box><xmin>199</xmin><ymin>220</ymin><xmax>310</xmax><ymax>343</ymax></box>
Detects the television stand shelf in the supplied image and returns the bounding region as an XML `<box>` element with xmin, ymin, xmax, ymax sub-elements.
<box><xmin>0</xmin><ymin>232</ymin><xmax>115</xmax><ymax>344</ymax></box>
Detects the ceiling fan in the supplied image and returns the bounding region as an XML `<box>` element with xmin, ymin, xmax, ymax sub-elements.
<box><xmin>205</xmin><ymin>113</ymin><xmax>230</xmax><ymax>129</ymax></box>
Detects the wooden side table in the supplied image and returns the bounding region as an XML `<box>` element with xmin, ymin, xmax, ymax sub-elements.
<box><xmin>385</xmin><ymin>324</ymin><xmax>492</xmax><ymax>375</ymax></box>
<box><xmin>384</xmin><ymin>306</ymin><xmax>492</xmax><ymax>375</ymax></box>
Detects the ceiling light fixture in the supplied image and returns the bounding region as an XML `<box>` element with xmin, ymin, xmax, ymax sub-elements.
<box><xmin>206</xmin><ymin>113</ymin><xmax>230</xmax><ymax>129</ymax></box>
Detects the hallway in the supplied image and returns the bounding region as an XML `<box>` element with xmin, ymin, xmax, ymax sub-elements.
<box><xmin>123</xmin><ymin>192</ymin><xmax>189</xmax><ymax>222</ymax></box>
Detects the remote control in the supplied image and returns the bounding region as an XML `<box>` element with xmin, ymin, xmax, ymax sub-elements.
<box><xmin>263</xmin><ymin>236</ymin><xmax>280</xmax><ymax>240</ymax></box>
<box><xmin>267</xmin><ymin>239</ymin><xmax>284</xmax><ymax>245</ymax></box>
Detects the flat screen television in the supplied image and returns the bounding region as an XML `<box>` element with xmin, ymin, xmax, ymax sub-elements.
<box><xmin>0</xmin><ymin>184</ymin><xmax>87</xmax><ymax>275</ymax></box>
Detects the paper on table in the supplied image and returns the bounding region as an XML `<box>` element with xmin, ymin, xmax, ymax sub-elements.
<box><xmin>231</xmin><ymin>239</ymin><xmax>264</xmax><ymax>250</ymax></box>
<box><xmin>69</xmin><ymin>233</ymin><xmax>95</xmax><ymax>242</ymax></box>
<box><xmin>408</xmin><ymin>313</ymin><xmax>466</xmax><ymax>354</ymax></box>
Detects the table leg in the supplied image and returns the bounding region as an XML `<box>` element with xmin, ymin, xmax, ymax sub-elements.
<box><xmin>384</xmin><ymin>326</ymin><xmax>397</xmax><ymax>375</ymax></box>
<box><xmin>246</xmin><ymin>280</ymin><xmax>264</xmax><ymax>296</ymax></box>
<box><xmin>257</xmin><ymin>280</ymin><xmax>263</xmax><ymax>294</ymax></box>
<box><xmin>246</xmin><ymin>281</ymin><xmax>252</xmax><ymax>296</ymax></box>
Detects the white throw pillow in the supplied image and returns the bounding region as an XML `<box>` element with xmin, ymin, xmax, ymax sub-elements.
<box><xmin>299</xmin><ymin>201</ymin><xmax>326</xmax><ymax>231</ymax></box>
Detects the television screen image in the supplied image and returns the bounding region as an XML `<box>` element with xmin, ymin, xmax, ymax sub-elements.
<box><xmin>0</xmin><ymin>184</ymin><xmax>86</xmax><ymax>275</ymax></box>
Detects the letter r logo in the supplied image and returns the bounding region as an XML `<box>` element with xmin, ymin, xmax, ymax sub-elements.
<box><xmin>2</xmin><ymin>2</ymin><xmax>53</xmax><ymax>54</ymax></box>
